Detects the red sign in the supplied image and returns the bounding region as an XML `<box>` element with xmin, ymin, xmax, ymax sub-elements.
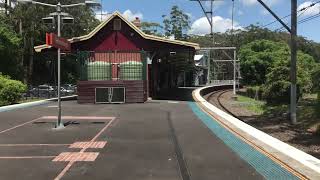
<box><xmin>46</xmin><ymin>33</ymin><xmax>71</xmax><ymax>51</ymax></box>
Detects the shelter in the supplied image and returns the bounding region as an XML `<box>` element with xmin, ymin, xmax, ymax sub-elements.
<box><xmin>35</xmin><ymin>11</ymin><xmax>199</xmax><ymax>103</ymax></box>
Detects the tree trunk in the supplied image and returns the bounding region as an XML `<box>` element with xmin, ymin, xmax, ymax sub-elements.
<box><xmin>19</xmin><ymin>19</ymin><xmax>26</xmax><ymax>83</ymax></box>
<box><xmin>28</xmin><ymin>37</ymin><xmax>34</xmax><ymax>84</ymax></box>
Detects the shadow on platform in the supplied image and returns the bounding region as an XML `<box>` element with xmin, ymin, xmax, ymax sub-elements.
<box><xmin>154</xmin><ymin>87</ymin><xmax>199</xmax><ymax>102</ymax></box>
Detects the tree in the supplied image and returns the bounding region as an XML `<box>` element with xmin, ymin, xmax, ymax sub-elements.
<box><xmin>0</xmin><ymin>14</ymin><xmax>22</xmax><ymax>79</ymax></box>
<box><xmin>8</xmin><ymin>0</ymin><xmax>99</xmax><ymax>84</ymax></box>
<box><xmin>141</xmin><ymin>21</ymin><xmax>163</xmax><ymax>36</ymax></box>
<box><xmin>312</xmin><ymin>65</ymin><xmax>320</xmax><ymax>102</ymax></box>
<box><xmin>239</xmin><ymin>40</ymin><xmax>289</xmax><ymax>85</ymax></box>
<box><xmin>163</xmin><ymin>6</ymin><xmax>190</xmax><ymax>40</ymax></box>
<box><xmin>188</xmin><ymin>25</ymin><xmax>320</xmax><ymax>63</ymax></box>
<box><xmin>239</xmin><ymin>39</ymin><xmax>317</xmax><ymax>104</ymax></box>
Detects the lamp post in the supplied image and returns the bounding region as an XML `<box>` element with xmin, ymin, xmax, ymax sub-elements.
<box><xmin>17</xmin><ymin>0</ymin><xmax>100</xmax><ymax>129</ymax></box>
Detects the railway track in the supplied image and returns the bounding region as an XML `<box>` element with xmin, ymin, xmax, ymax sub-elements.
<box><xmin>205</xmin><ymin>89</ymin><xmax>241</xmax><ymax>120</ymax></box>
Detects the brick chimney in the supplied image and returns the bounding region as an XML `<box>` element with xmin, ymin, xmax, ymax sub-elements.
<box><xmin>132</xmin><ymin>17</ymin><xmax>141</xmax><ymax>29</ymax></box>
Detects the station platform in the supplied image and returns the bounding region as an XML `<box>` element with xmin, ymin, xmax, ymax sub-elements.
<box><xmin>0</xmin><ymin>88</ymin><xmax>308</xmax><ymax>179</ymax></box>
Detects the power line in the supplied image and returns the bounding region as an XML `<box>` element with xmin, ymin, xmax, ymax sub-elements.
<box><xmin>262</xmin><ymin>0</ymin><xmax>320</xmax><ymax>28</ymax></box>
<box><xmin>276</xmin><ymin>12</ymin><xmax>320</xmax><ymax>31</ymax></box>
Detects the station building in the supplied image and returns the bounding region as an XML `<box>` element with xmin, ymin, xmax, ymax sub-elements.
<box><xmin>35</xmin><ymin>11</ymin><xmax>199</xmax><ymax>103</ymax></box>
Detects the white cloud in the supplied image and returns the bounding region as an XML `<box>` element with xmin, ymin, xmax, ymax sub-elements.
<box><xmin>298</xmin><ymin>1</ymin><xmax>320</xmax><ymax>17</ymax></box>
<box><xmin>189</xmin><ymin>16</ymin><xmax>243</xmax><ymax>35</ymax></box>
<box><xmin>240</xmin><ymin>0</ymin><xmax>257</xmax><ymax>6</ymax></box>
<box><xmin>240</xmin><ymin>0</ymin><xmax>280</xmax><ymax>6</ymax></box>
<box><xmin>95</xmin><ymin>11</ymin><xmax>111</xmax><ymax>21</ymax></box>
<box><xmin>205</xmin><ymin>0</ymin><xmax>225</xmax><ymax>9</ymax></box>
<box><xmin>122</xmin><ymin>10</ymin><xmax>143</xmax><ymax>21</ymax></box>
<box><xmin>201</xmin><ymin>0</ymin><xmax>225</xmax><ymax>13</ymax></box>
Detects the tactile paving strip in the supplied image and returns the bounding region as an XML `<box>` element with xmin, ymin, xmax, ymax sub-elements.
<box><xmin>69</xmin><ymin>141</ymin><xmax>107</xmax><ymax>149</ymax></box>
<box><xmin>53</xmin><ymin>152</ymin><xmax>99</xmax><ymax>162</ymax></box>
<box><xmin>188</xmin><ymin>102</ymin><xmax>299</xmax><ymax>180</ymax></box>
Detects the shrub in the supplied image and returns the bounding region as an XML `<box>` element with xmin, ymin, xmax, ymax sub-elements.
<box><xmin>316</xmin><ymin>125</ymin><xmax>320</xmax><ymax>136</ymax></box>
<box><xmin>246</xmin><ymin>86</ymin><xmax>263</xmax><ymax>100</ymax></box>
<box><xmin>0</xmin><ymin>75</ymin><xmax>27</xmax><ymax>106</ymax></box>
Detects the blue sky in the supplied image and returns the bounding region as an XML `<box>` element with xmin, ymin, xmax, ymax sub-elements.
<box><xmin>97</xmin><ymin>0</ymin><xmax>320</xmax><ymax>42</ymax></box>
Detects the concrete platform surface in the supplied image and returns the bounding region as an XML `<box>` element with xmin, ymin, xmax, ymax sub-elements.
<box><xmin>0</xmin><ymin>100</ymin><xmax>298</xmax><ymax>180</ymax></box>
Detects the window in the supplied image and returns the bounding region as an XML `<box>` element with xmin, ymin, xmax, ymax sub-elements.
<box><xmin>113</xmin><ymin>19</ymin><xmax>121</xmax><ymax>31</ymax></box>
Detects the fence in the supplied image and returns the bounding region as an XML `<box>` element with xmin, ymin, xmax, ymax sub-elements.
<box><xmin>22</xmin><ymin>85</ymin><xmax>77</xmax><ymax>100</ymax></box>
<box><xmin>78</xmin><ymin>51</ymin><xmax>147</xmax><ymax>81</ymax></box>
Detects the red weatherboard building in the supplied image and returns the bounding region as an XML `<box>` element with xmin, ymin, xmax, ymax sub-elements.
<box><xmin>35</xmin><ymin>11</ymin><xmax>199</xmax><ymax>103</ymax></box>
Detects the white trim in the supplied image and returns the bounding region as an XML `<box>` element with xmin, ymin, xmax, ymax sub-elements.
<box><xmin>0</xmin><ymin>95</ymin><xmax>77</xmax><ymax>113</ymax></box>
<box><xmin>193</xmin><ymin>86</ymin><xmax>320</xmax><ymax>177</ymax></box>
<box><xmin>34</xmin><ymin>11</ymin><xmax>199</xmax><ymax>52</ymax></box>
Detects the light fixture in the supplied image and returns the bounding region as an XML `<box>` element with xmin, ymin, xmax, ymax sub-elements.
<box><xmin>17</xmin><ymin>0</ymin><xmax>32</xmax><ymax>3</ymax></box>
<box><xmin>85</xmin><ymin>1</ymin><xmax>101</xmax><ymax>7</ymax></box>
<box><xmin>170</xmin><ymin>52</ymin><xmax>176</xmax><ymax>56</ymax></box>
<box><xmin>42</xmin><ymin>17</ymin><xmax>54</xmax><ymax>24</ymax></box>
<box><xmin>62</xmin><ymin>17</ymin><xmax>74</xmax><ymax>24</ymax></box>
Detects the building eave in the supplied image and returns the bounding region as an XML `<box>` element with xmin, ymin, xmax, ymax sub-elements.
<box><xmin>34</xmin><ymin>11</ymin><xmax>200</xmax><ymax>53</ymax></box>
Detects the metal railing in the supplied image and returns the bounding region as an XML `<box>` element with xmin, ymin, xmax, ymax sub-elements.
<box><xmin>22</xmin><ymin>84</ymin><xmax>77</xmax><ymax>100</ymax></box>
<box><xmin>210</xmin><ymin>80</ymin><xmax>239</xmax><ymax>86</ymax></box>
<box><xmin>78</xmin><ymin>51</ymin><xmax>147</xmax><ymax>81</ymax></box>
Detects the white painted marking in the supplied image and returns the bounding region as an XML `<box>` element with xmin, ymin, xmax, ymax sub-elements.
<box><xmin>0</xmin><ymin>95</ymin><xmax>77</xmax><ymax>112</ymax></box>
<box><xmin>168</xmin><ymin>101</ymin><xmax>179</xmax><ymax>104</ymax></box>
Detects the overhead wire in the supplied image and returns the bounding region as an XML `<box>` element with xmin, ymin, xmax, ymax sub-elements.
<box><xmin>276</xmin><ymin>11</ymin><xmax>320</xmax><ymax>31</ymax></box>
<box><xmin>262</xmin><ymin>0</ymin><xmax>320</xmax><ymax>28</ymax></box>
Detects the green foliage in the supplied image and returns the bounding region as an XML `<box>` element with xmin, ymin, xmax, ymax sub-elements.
<box><xmin>163</xmin><ymin>6</ymin><xmax>190</xmax><ymax>40</ymax></box>
<box><xmin>0</xmin><ymin>14</ymin><xmax>22</xmax><ymax>79</ymax></box>
<box><xmin>239</xmin><ymin>39</ymin><xmax>317</xmax><ymax>104</ymax></box>
<box><xmin>316</xmin><ymin>125</ymin><xmax>320</xmax><ymax>136</ymax></box>
<box><xmin>245</xmin><ymin>86</ymin><xmax>263</xmax><ymax>100</ymax></box>
<box><xmin>141</xmin><ymin>22</ymin><xmax>163</xmax><ymax>36</ymax></box>
<box><xmin>261</xmin><ymin>50</ymin><xmax>315</xmax><ymax>104</ymax></box>
<box><xmin>0</xmin><ymin>75</ymin><xmax>27</xmax><ymax>106</ymax></box>
<box><xmin>4</xmin><ymin>0</ymin><xmax>99</xmax><ymax>84</ymax></box>
<box><xmin>188</xmin><ymin>25</ymin><xmax>320</xmax><ymax>64</ymax></box>
<box><xmin>237</xmin><ymin>95</ymin><xmax>265</xmax><ymax>114</ymax></box>
<box><xmin>312</xmin><ymin>65</ymin><xmax>320</xmax><ymax>91</ymax></box>
<box><xmin>239</xmin><ymin>40</ymin><xmax>289</xmax><ymax>85</ymax></box>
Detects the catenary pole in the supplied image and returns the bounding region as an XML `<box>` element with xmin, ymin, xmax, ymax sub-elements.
<box><xmin>56</xmin><ymin>2</ymin><xmax>63</xmax><ymax>128</ymax></box>
<box><xmin>290</xmin><ymin>0</ymin><xmax>297</xmax><ymax>124</ymax></box>
<box><xmin>257</xmin><ymin>0</ymin><xmax>297</xmax><ymax>124</ymax></box>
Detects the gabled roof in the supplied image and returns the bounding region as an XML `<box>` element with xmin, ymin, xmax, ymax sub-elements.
<box><xmin>34</xmin><ymin>11</ymin><xmax>200</xmax><ymax>52</ymax></box>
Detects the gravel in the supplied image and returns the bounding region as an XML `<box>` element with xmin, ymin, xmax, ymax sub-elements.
<box><xmin>214</xmin><ymin>90</ymin><xmax>320</xmax><ymax>159</ymax></box>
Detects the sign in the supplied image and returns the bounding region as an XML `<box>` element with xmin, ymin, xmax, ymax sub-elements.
<box><xmin>46</xmin><ymin>33</ymin><xmax>71</xmax><ymax>51</ymax></box>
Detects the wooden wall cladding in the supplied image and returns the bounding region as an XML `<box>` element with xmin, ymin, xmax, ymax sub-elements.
<box><xmin>77</xmin><ymin>80</ymin><xmax>146</xmax><ymax>103</ymax></box>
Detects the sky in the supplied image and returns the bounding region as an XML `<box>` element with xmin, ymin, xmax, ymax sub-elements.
<box><xmin>95</xmin><ymin>0</ymin><xmax>320</xmax><ymax>42</ymax></box>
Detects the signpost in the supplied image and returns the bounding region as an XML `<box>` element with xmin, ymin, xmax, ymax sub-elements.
<box><xmin>17</xmin><ymin>0</ymin><xmax>100</xmax><ymax>130</ymax></box>
<box><xmin>46</xmin><ymin>33</ymin><xmax>71</xmax><ymax>51</ymax></box>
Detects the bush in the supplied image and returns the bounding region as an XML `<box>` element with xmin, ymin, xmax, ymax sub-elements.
<box><xmin>262</xmin><ymin>80</ymin><xmax>291</xmax><ymax>104</ymax></box>
<box><xmin>246</xmin><ymin>86</ymin><xmax>263</xmax><ymax>100</ymax></box>
<box><xmin>316</xmin><ymin>125</ymin><xmax>320</xmax><ymax>136</ymax></box>
<box><xmin>0</xmin><ymin>75</ymin><xmax>27</xmax><ymax>106</ymax></box>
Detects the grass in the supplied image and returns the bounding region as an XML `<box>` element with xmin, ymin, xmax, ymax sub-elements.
<box><xmin>237</xmin><ymin>93</ymin><xmax>320</xmax><ymax>130</ymax></box>
<box><xmin>236</xmin><ymin>95</ymin><xmax>266</xmax><ymax>114</ymax></box>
